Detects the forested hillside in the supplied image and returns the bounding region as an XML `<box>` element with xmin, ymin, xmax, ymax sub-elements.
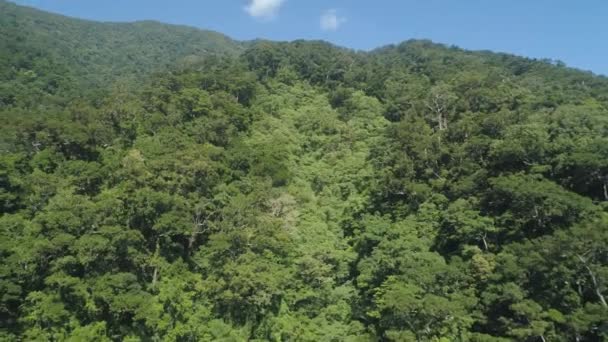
<box><xmin>0</xmin><ymin>0</ymin><xmax>242</xmax><ymax>107</ymax></box>
<box><xmin>1</xmin><ymin>2</ymin><xmax>607</xmax><ymax>341</ymax></box>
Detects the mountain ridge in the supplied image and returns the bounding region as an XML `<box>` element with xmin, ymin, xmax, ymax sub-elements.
<box><xmin>4</xmin><ymin>0</ymin><xmax>606</xmax><ymax>78</ymax></box>
<box><xmin>0</xmin><ymin>0</ymin><xmax>244</xmax><ymax>100</ymax></box>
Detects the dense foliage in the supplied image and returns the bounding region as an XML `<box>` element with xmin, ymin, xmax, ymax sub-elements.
<box><xmin>1</xmin><ymin>2</ymin><xmax>607</xmax><ymax>341</ymax></box>
<box><xmin>0</xmin><ymin>0</ymin><xmax>242</xmax><ymax>108</ymax></box>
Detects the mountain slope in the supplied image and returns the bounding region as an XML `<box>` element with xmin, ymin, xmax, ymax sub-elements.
<box><xmin>0</xmin><ymin>0</ymin><xmax>243</xmax><ymax>105</ymax></box>
<box><xmin>1</xmin><ymin>2</ymin><xmax>607</xmax><ymax>341</ymax></box>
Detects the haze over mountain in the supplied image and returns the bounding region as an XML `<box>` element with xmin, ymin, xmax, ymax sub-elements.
<box><xmin>1</xmin><ymin>1</ymin><xmax>607</xmax><ymax>341</ymax></box>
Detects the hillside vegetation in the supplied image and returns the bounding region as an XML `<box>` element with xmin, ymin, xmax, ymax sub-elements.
<box><xmin>0</xmin><ymin>0</ymin><xmax>242</xmax><ymax>107</ymax></box>
<box><xmin>1</xmin><ymin>1</ymin><xmax>607</xmax><ymax>341</ymax></box>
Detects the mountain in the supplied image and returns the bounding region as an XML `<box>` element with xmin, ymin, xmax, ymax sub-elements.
<box><xmin>0</xmin><ymin>0</ymin><xmax>243</xmax><ymax>106</ymax></box>
<box><xmin>1</xmin><ymin>1</ymin><xmax>607</xmax><ymax>341</ymax></box>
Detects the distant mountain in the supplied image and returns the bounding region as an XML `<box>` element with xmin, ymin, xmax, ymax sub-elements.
<box><xmin>0</xmin><ymin>0</ymin><xmax>243</xmax><ymax>105</ymax></box>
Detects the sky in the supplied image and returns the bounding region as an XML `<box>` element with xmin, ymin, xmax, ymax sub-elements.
<box><xmin>14</xmin><ymin>0</ymin><xmax>608</xmax><ymax>75</ymax></box>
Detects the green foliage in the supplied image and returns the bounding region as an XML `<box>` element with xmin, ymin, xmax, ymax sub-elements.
<box><xmin>0</xmin><ymin>0</ymin><xmax>242</xmax><ymax>108</ymax></box>
<box><xmin>1</xmin><ymin>2</ymin><xmax>607</xmax><ymax>340</ymax></box>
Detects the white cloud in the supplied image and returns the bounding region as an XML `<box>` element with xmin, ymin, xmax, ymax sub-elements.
<box><xmin>320</xmin><ymin>9</ymin><xmax>346</xmax><ymax>31</ymax></box>
<box><xmin>244</xmin><ymin>0</ymin><xmax>286</xmax><ymax>20</ymax></box>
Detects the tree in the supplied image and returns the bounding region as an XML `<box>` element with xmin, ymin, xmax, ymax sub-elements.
<box><xmin>425</xmin><ymin>82</ymin><xmax>457</xmax><ymax>131</ymax></box>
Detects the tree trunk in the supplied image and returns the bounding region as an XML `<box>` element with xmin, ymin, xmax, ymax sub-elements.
<box><xmin>188</xmin><ymin>211</ymin><xmax>207</xmax><ymax>252</ymax></box>
<box><xmin>481</xmin><ymin>234</ymin><xmax>489</xmax><ymax>251</ymax></box>
<box><xmin>152</xmin><ymin>266</ymin><xmax>158</xmax><ymax>289</ymax></box>
<box><xmin>578</xmin><ymin>254</ymin><xmax>608</xmax><ymax>308</ymax></box>
<box><xmin>152</xmin><ymin>239</ymin><xmax>160</xmax><ymax>289</ymax></box>
<box><xmin>436</xmin><ymin>111</ymin><xmax>448</xmax><ymax>131</ymax></box>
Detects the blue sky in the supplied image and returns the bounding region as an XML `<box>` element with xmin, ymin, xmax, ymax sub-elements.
<box><xmin>14</xmin><ymin>0</ymin><xmax>608</xmax><ymax>75</ymax></box>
